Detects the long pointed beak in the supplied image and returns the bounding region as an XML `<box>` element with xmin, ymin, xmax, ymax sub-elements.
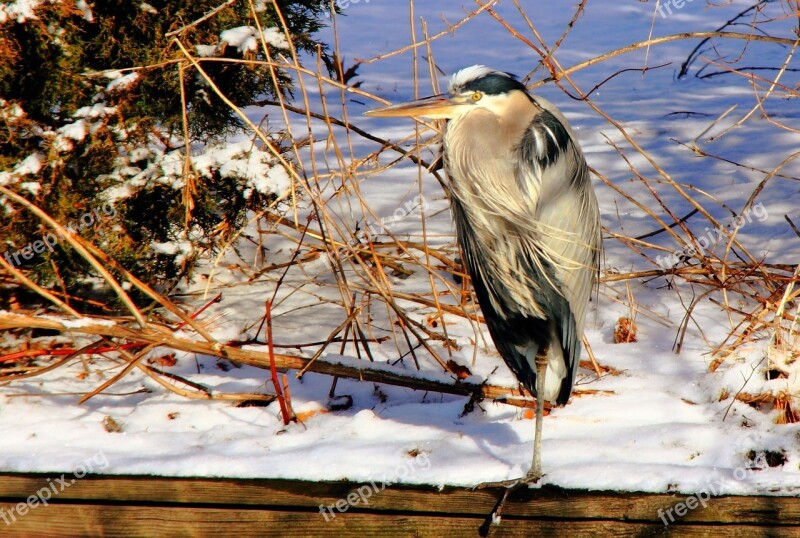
<box><xmin>364</xmin><ymin>94</ymin><xmax>468</xmax><ymax>119</ymax></box>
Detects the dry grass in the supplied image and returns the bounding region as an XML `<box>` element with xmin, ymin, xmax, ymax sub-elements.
<box><xmin>1</xmin><ymin>0</ymin><xmax>799</xmax><ymax>422</ymax></box>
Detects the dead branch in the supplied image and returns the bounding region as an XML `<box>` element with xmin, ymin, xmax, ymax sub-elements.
<box><xmin>0</xmin><ymin>312</ymin><xmax>538</xmax><ymax>408</ymax></box>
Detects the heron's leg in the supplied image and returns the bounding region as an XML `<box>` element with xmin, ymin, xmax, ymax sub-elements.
<box><xmin>525</xmin><ymin>350</ymin><xmax>548</xmax><ymax>483</ymax></box>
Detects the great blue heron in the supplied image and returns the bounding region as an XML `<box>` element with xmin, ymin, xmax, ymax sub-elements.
<box><xmin>366</xmin><ymin>65</ymin><xmax>601</xmax><ymax>483</ymax></box>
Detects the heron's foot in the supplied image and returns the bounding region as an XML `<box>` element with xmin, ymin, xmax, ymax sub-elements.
<box><xmin>522</xmin><ymin>468</ymin><xmax>544</xmax><ymax>484</ymax></box>
<box><xmin>473</xmin><ymin>478</ymin><xmax>522</xmax><ymax>490</ymax></box>
<box><xmin>476</xmin><ymin>472</ymin><xmax>545</xmax><ymax>535</ymax></box>
<box><xmin>474</xmin><ymin>472</ymin><xmax>544</xmax><ymax>490</ymax></box>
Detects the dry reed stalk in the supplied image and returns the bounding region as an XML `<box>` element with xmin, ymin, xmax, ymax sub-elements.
<box><xmin>2</xmin><ymin>1</ymin><xmax>798</xmax><ymax>423</ymax></box>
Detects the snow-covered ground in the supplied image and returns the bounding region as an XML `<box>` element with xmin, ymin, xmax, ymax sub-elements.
<box><xmin>2</xmin><ymin>0</ymin><xmax>800</xmax><ymax>498</ymax></box>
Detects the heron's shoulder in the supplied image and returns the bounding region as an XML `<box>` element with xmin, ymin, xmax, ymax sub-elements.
<box><xmin>518</xmin><ymin>108</ymin><xmax>572</xmax><ymax>170</ymax></box>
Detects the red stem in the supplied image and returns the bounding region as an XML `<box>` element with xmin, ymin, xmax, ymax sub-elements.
<box><xmin>266</xmin><ymin>300</ymin><xmax>292</xmax><ymax>425</ymax></box>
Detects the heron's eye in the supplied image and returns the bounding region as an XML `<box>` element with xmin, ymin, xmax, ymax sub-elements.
<box><xmin>470</xmin><ymin>92</ymin><xmax>482</xmax><ymax>102</ymax></box>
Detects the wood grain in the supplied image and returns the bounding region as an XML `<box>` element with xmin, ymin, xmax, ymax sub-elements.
<box><xmin>1</xmin><ymin>474</ymin><xmax>798</xmax><ymax>536</ymax></box>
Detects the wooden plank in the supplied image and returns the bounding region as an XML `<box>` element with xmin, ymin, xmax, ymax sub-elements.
<box><xmin>1</xmin><ymin>504</ymin><xmax>798</xmax><ymax>538</ymax></box>
<box><xmin>1</xmin><ymin>473</ymin><xmax>799</xmax><ymax>527</ymax></box>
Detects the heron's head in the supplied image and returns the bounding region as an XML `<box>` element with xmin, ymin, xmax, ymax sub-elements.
<box><xmin>365</xmin><ymin>65</ymin><xmax>530</xmax><ymax>120</ymax></box>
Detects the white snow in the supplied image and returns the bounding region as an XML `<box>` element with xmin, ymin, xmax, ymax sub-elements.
<box><xmin>150</xmin><ymin>241</ymin><xmax>180</xmax><ymax>256</ymax></box>
<box><xmin>106</xmin><ymin>72</ymin><xmax>139</xmax><ymax>93</ymax></box>
<box><xmin>13</xmin><ymin>153</ymin><xmax>43</xmax><ymax>176</ymax></box>
<box><xmin>260</xmin><ymin>26</ymin><xmax>290</xmax><ymax>50</ymax></box>
<box><xmin>151</xmin><ymin>240</ymin><xmax>193</xmax><ymax>265</ymax></box>
<box><xmin>220</xmin><ymin>25</ymin><xmax>289</xmax><ymax>53</ymax></box>
<box><xmin>53</xmin><ymin>119</ymin><xmax>89</xmax><ymax>152</ymax></box>
<box><xmin>2</xmin><ymin>0</ymin><xmax>800</xmax><ymax>500</ymax></box>
<box><xmin>195</xmin><ymin>44</ymin><xmax>218</xmax><ymax>57</ymax></box>
<box><xmin>18</xmin><ymin>181</ymin><xmax>40</xmax><ymax>195</ymax></box>
<box><xmin>139</xmin><ymin>3</ymin><xmax>158</xmax><ymax>15</ymax></box>
<box><xmin>252</xmin><ymin>160</ymin><xmax>290</xmax><ymax>195</ymax></box>
<box><xmin>0</xmin><ymin>0</ymin><xmax>47</xmax><ymax>23</ymax></box>
<box><xmin>0</xmin><ymin>99</ymin><xmax>24</xmax><ymax>121</ymax></box>
<box><xmin>73</xmin><ymin>103</ymin><xmax>117</xmax><ymax>119</ymax></box>
<box><xmin>75</xmin><ymin>0</ymin><xmax>92</xmax><ymax>22</ymax></box>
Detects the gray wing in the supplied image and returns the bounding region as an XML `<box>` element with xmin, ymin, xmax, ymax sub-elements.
<box><xmin>515</xmin><ymin>98</ymin><xmax>601</xmax><ymax>404</ymax></box>
<box><xmin>448</xmin><ymin>98</ymin><xmax>600</xmax><ymax>405</ymax></box>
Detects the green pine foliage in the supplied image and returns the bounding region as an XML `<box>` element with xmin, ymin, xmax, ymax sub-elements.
<box><xmin>0</xmin><ymin>0</ymin><xmax>329</xmax><ymax>310</ymax></box>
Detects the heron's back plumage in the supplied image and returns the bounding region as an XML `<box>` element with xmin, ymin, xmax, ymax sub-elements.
<box><xmin>444</xmin><ymin>92</ymin><xmax>600</xmax><ymax>406</ymax></box>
